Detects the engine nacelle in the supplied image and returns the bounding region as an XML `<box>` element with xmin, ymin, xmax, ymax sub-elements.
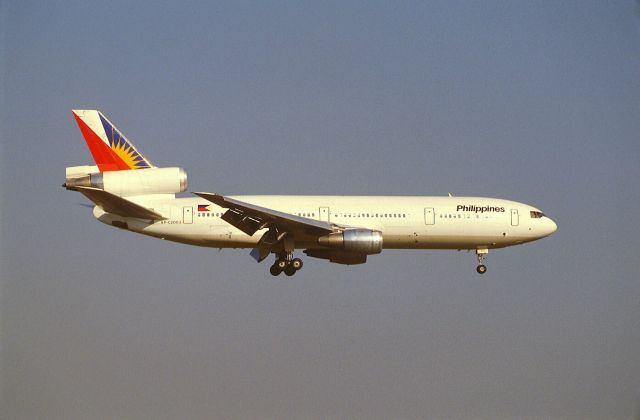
<box><xmin>318</xmin><ymin>229</ymin><xmax>383</xmax><ymax>255</ymax></box>
<box><xmin>65</xmin><ymin>167</ymin><xmax>188</xmax><ymax>196</ymax></box>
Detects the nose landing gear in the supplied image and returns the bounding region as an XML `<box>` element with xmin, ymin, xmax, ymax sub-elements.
<box><xmin>476</xmin><ymin>249</ymin><xmax>488</xmax><ymax>274</ymax></box>
<box><xmin>269</xmin><ymin>252</ymin><xmax>304</xmax><ymax>276</ymax></box>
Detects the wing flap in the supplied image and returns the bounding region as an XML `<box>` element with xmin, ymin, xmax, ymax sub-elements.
<box><xmin>75</xmin><ymin>186</ymin><xmax>166</xmax><ymax>220</ymax></box>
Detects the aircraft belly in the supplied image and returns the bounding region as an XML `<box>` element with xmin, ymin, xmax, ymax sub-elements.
<box><xmin>381</xmin><ymin>223</ymin><xmax>523</xmax><ymax>250</ymax></box>
<box><xmin>125</xmin><ymin>219</ymin><xmax>257</xmax><ymax>247</ymax></box>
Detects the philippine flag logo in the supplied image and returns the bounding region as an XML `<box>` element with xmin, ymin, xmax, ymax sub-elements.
<box><xmin>198</xmin><ymin>204</ymin><xmax>210</xmax><ymax>212</ymax></box>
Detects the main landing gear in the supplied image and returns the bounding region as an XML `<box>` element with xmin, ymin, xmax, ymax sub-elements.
<box><xmin>476</xmin><ymin>249</ymin><xmax>488</xmax><ymax>274</ymax></box>
<box><xmin>269</xmin><ymin>253</ymin><xmax>304</xmax><ymax>276</ymax></box>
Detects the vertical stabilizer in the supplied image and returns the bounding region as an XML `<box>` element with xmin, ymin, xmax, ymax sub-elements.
<box><xmin>72</xmin><ymin>110</ymin><xmax>154</xmax><ymax>172</ymax></box>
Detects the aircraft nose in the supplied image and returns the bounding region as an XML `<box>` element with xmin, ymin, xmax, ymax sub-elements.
<box><xmin>545</xmin><ymin>217</ymin><xmax>557</xmax><ymax>236</ymax></box>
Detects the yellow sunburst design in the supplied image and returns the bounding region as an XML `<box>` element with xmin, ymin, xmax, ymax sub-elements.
<box><xmin>111</xmin><ymin>139</ymin><xmax>144</xmax><ymax>169</ymax></box>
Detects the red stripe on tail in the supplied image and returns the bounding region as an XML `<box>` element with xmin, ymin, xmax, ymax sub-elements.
<box><xmin>73</xmin><ymin>113</ymin><xmax>131</xmax><ymax>172</ymax></box>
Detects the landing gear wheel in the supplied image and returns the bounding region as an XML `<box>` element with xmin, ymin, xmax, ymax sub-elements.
<box><xmin>270</xmin><ymin>264</ymin><xmax>282</xmax><ymax>276</ymax></box>
<box><xmin>276</xmin><ymin>259</ymin><xmax>288</xmax><ymax>271</ymax></box>
<box><xmin>475</xmin><ymin>249</ymin><xmax>488</xmax><ymax>275</ymax></box>
<box><xmin>291</xmin><ymin>258</ymin><xmax>303</xmax><ymax>271</ymax></box>
<box><xmin>271</xmin><ymin>252</ymin><xmax>303</xmax><ymax>276</ymax></box>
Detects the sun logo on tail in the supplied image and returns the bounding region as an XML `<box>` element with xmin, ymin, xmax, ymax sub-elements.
<box><xmin>110</xmin><ymin>136</ymin><xmax>147</xmax><ymax>169</ymax></box>
<box><xmin>100</xmin><ymin>115</ymin><xmax>151</xmax><ymax>170</ymax></box>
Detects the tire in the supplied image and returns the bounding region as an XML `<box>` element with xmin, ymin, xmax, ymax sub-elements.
<box><xmin>284</xmin><ymin>266</ymin><xmax>296</xmax><ymax>276</ymax></box>
<box><xmin>476</xmin><ymin>264</ymin><xmax>487</xmax><ymax>274</ymax></box>
<box><xmin>291</xmin><ymin>258</ymin><xmax>303</xmax><ymax>271</ymax></box>
<box><xmin>277</xmin><ymin>259</ymin><xmax>288</xmax><ymax>270</ymax></box>
<box><xmin>270</xmin><ymin>265</ymin><xmax>281</xmax><ymax>276</ymax></box>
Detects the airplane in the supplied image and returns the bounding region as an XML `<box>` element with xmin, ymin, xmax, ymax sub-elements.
<box><xmin>64</xmin><ymin>109</ymin><xmax>557</xmax><ymax>276</ymax></box>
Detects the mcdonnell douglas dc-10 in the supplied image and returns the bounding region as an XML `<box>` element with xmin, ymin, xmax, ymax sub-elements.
<box><xmin>64</xmin><ymin>110</ymin><xmax>557</xmax><ymax>276</ymax></box>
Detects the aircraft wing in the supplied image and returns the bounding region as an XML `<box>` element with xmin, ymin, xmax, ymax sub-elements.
<box><xmin>75</xmin><ymin>186</ymin><xmax>166</xmax><ymax>221</ymax></box>
<box><xmin>193</xmin><ymin>192</ymin><xmax>334</xmax><ymax>236</ymax></box>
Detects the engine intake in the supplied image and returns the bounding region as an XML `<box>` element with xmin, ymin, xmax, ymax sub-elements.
<box><xmin>318</xmin><ymin>229</ymin><xmax>383</xmax><ymax>255</ymax></box>
<box><xmin>65</xmin><ymin>167</ymin><xmax>188</xmax><ymax>196</ymax></box>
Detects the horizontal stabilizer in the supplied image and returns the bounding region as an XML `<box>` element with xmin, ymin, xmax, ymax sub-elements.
<box><xmin>75</xmin><ymin>186</ymin><xmax>166</xmax><ymax>220</ymax></box>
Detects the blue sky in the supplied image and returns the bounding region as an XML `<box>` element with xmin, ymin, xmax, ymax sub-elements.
<box><xmin>2</xmin><ymin>1</ymin><xmax>640</xmax><ymax>419</ymax></box>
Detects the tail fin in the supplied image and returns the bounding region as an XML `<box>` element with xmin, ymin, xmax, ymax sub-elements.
<box><xmin>72</xmin><ymin>109</ymin><xmax>154</xmax><ymax>172</ymax></box>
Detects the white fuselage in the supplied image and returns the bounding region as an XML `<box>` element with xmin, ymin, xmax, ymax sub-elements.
<box><xmin>93</xmin><ymin>195</ymin><xmax>557</xmax><ymax>251</ymax></box>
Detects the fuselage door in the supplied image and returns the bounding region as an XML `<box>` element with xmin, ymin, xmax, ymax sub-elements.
<box><xmin>511</xmin><ymin>209</ymin><xmax>519</xmax><ymax>226</ymax></box>
<box><xmin>183</xmin><ymin>206</ymin><xmax>193</xmax><ymax>224</ymax></box>
<box><xmin>319</xmin><ymin>207</ymin><xmax>330</xmax><ymax>222</ymax></box>
<box><xmin>424</xmin><ymin>207</ymin><xmax>435</xmax><ymax>225</ymax></box>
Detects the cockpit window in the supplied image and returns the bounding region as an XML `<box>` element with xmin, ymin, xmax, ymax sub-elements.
<box><xmin>530</xmin><ymin>211</ymin><xmax>545</xmax><ymax>218</ymax></box>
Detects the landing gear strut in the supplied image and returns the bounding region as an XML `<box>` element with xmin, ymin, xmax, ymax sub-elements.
<box><xmin>269</xmin><ymin>252</ymin><xmax>303</xmax><ymax>276</ymax></box>
<box><xmin>476</xmin><ymin>249</ymin><xmax>488</xmax><ymax>274</ymax></box>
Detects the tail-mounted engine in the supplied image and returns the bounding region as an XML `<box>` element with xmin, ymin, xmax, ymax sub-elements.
<box><xmin>64</xmin><ymin>167</ymin><xmax>188</xmax><ymax>196</ymax></box>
